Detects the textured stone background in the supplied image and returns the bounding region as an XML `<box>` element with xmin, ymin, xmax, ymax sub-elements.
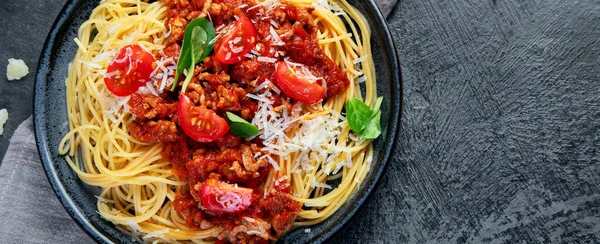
<box><xmin>0</xmin><ymin>1</ymin><xmax>66</xmax><ymax>158</ymax></box>
<box><xmin>1</xmin><ymin>0</ymin><xmax>599</xmax><ymax>243</ymax></box>
<box><xmin>335</xmin><ymin>0</ymin><xmax>600</xmax><ymax>243</ymax></box>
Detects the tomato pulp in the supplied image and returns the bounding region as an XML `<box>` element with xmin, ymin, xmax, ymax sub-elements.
<box><xmin>177</xmin><ymin>93</ymin><xmax>230</xmax><ymax>142</ymax></box>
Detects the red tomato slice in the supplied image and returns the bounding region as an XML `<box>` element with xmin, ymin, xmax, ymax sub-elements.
<box><xmin>274</xmin><ymin>61</ymin><xmax>325</xmax><ymax>104</ymax></box>
<box><xmin>200</xmin><ymin>179</ymin><xmax>253</xmax><ymax>213</ymax></box>
<box><xmin>177</xmin><ymin>93</ymin><xmax>229</xmax><ymax>142</ymax></box>
<box><xmin>214</xmin><ymin>14</ymin><xmax>257</xmax><ymax>64</ymax></box>
<box><xmin>104</xmin><ymin>45</ymin><xmax>155</xmax><ymax>96</ymax></box>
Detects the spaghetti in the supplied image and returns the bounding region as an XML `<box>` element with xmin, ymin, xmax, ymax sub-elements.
<box><xmin>59</xmin><ymin>0</ymin><xmax>378</xmax><ymax>242</ymax></box>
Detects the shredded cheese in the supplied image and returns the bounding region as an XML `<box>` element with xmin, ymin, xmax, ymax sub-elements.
<box><xmin>0</xmin><ymin>109</ymin><xmax>7</xmax><ymax>135</ymax></box>
<box><xmin>6</xmin><ymin>58</ymin><xmax>29</xmax><ymax>80</ymax></box>
<box><xmin>248</xmin><ymin>84</ymin><xmax>349</xmax><ymax>176</ymax></box>
<box><xmin>257</xmin><ymin>56</ymin><xmax>277</xmax><ymax>63</ymax></box>
<box><xmin>353</xmin><ymin>55</ymin><xmax>368</xmax><ymax>64</ymax></box>
<box><xmin>142</xmin><ymin>228</ymin><xmax>169</xmax><ymax>240</ymax></box>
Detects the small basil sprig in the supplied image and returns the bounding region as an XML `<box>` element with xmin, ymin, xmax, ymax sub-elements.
<box><xmin>170</xmin><ymin>18</ymin><xmax>216</xmax><ymax>92</ymax></box>
<box><xmin>226</xmin><ymin>112</ymin><xmax>259</xmax><ymax>137</ymax></box>
<box><xmin>346</xmin><ymin>97</ymin><xmax>383</xmax><ymax>139</ymax></box>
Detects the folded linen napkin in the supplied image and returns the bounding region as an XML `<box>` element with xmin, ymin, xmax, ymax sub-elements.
<box><xmin>0</xmin><ymin>1</ymin><xmax>397</xmax><ymax>242</ymax></box>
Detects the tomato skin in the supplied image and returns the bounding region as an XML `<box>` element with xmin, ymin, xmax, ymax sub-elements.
<box><xmin>274</xmin><ymin>62</ymin><xmax>325</xmax><ymax>104</ymax></box>
<box><xmin>214</xmin><ymin>14</ymin><xmax>257</xmax><ymax>64</ymax></box>
<box><xmin>177</xmin><ymin>93</ymin><xmax>230</xmax><ymax>142</ymax></box>
<box><xmin>104</xmin><ymin>45</ymin><xmax>155</xmax><ymax>96</ymax></box>
<box><xmin>200</xmin><ymin>178</ymin><xmax>253</xmax><ymax>213</ymax></box>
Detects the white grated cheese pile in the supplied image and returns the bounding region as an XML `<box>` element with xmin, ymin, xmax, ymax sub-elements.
<box><xmin>102</xmin><ymin>91</ymin><xmax>131</xmax><ymax>123</ymax></box>
<box><xmin>6</xmin><ymin>58</ymin><xmax>29</xmax><ymax>80</ymax></box>
<box><xmin>248</xmin><ymin>81</ymin><xmax>360</xmax><ymax>183</ymax></box>
<box><xmin>0</xmin><ymin>109</ymin><xmax>7</xmax><ymax>135</ymax></box>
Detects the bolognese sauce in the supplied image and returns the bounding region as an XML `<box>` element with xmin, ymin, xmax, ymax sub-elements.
<box><xmin>125</xmin><ymin>0</ymin><xmax>349</xmax><ymax>242</ymax></box>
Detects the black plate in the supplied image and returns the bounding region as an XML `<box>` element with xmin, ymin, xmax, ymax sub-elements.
<box><xmin>33</xmin><ymin>0</ymin><xmax>401</xmax><ymax>242</ymax></box>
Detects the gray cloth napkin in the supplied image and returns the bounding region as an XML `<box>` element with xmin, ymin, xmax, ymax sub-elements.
<box><xmin>0</xmin><ymin>117</ymin><xmax>93</xmax><ymax>243</ymax></box>
<box><xmin>0</xmin><ymin>1</ymin><xmax>397</xmax><ymax>242</ymax></box>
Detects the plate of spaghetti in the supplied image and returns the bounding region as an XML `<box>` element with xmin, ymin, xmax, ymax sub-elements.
<box><xmin>34</xmin><ymin>0</ymin><xmax>400</xmax><ymax>242</ymax></box>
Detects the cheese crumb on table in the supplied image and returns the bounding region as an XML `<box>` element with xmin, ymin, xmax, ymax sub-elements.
<box><xmin>6</xmin><ymin>58</ymin><xmax>29</xmax><ymax>80</ymax></box>
<box><xmin>0</xmin><ymin>109</ymin><xmax>8</xmax><ymax>135</ymax></box>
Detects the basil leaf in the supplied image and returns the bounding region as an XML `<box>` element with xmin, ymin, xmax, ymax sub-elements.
<box><xmin>195</xmin><ymin>18</ymin><xmax>216</xmax><ymax>61</ymax></box>
<box><xmin>346</xmin><ymin>97</ymin><xmax>383</xmax><ymax>140</ymax></box>
<box><xmin>370</xmin><ymin>96</ymin><xmax>384</xmax><ymax>118</ymax></box>
<box><xmin>171</xmin><ymin>18</ymin><xmax>216</xmax><ymax>91</ymax></box>
<box><xmin>346</xmin><ymin>97</ymin><xmax>372</xmax><ymax>133</ymax></box>
<box><xmin>192</xmin><ymin>26</ymin><xmax>207</xmax><ymax>61</ymax></box>
<box><xmin>226</xmin><ymin>112</ymin><xmax>259</xmax><ymax>137</ymax></box>
<box><xmin>181</xmin><ymin>26</ymin><xmax>207</xmax><ymax>93</ymax></box>
<box><xmin>359</xmin><ymin>110</ymin><xmax>381</xmax><ymax>139</ymax></box>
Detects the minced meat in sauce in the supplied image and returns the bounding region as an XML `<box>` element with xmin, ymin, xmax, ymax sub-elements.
<box><xmin>127</xmin><ymin>0</ymin><xmax>350</xmax><ymax>242</ymax></box>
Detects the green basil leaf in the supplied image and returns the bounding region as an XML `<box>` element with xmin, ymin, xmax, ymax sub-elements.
<box><xmin>191</xmin><ymin>26</ymin><xmax>207</xmax><ymax>61</ymax></box>
<box><xmin>370</xmin><ymin>96</ymin><xmax>383</xmax><ymax>118</ymax></box>
<box><xmin>171</xmin><ymin>18</ymin><xmax>216</xmax><ymax>91</ymax></box>
<box><xmin>358</xmin><ymin>110</ymin><xmax>381</xmax><ymax>139</ymax></box>
<box><xmin>347</xmin><ymin>97</ymin><xmax>383</xmax><ymax>140</ymax></box>
<box><xmin>171</xmin><ymin>25</ymin><xmax>194</xmax><ymax>91</ymax></box>
<box><xmin>195</xmin><ymin>18</ymin><xmax>216</xmax><ymax>61</ymax></box>
<box><xmin>346</xmin><ymin>97</ymin><xmax>372</xmax><ymax>133</ymax></box>
<box><xmin>181</xmin><ymin>26</ymin><xmax>207</xmax><ymax>93</ymax></box>
<box><xmin>226</xmin><ymin>112</ymin><xmax>259</xmax><ymax>137</ymax></box>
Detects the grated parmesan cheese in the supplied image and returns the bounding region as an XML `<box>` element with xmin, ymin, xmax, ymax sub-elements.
<box><xmin>304</xmin><ymin>201</ymin><xmax>327</xmax><ymax>207</ymax></box>
<box><xmin>125</xmin><ymin>219</ymin><xmax>143</xmax><ymax>236</ymax></box>
<box><xmin>142</xmin><ymin>228</ymin><xmax>169</xmax><ymax>240</ymax></box>
<box><xmin>312</xmin><ymin>0</ymin><xmax>342</xmax><ymax>11</ymax></box>
<box><xmin>150</xmin><ymin>56</ymin><xmax>176</xmax><ymax>92</ymax></box>
<box><xmin>247</xmin><ymin>230</ymin><xmax>263</xmax><ymax>236</ymax></box>
<box><xmin>247</xmin><ymin>0</ymin><xmax>282</xmax><ymax>12</ymax></box>
<box><xmin>270</xmin><ymin>20</ymin><xmax>279</xmax><ymax>28</ymax></box>
<box><xmin>95</xmin><ymin>196</ymin><xmax>115</xmax><ymax>203</ymax></box>
<box><xmin>269</xmin><ymin>26</ymin><xmax>285</xmax><ymax>46</ymax></box>
<box><xmin>102</xmin><ymin>91</ymin><xmax>131</xmax><ymax>123</ymax></box>
<box><xmin>107</xmin><ymin>23</ymin><xmax>121</xmax><ymax>34</ymax></box>
<box><xmin>0</xmin><ymin>109</ymin><xmax>7</xmax><ymax>135</ymax></box>
<box><xmin>248</xmin><ymin>86</ymin><xmax>349</xmax><ymax>176</ymax></box>
<box><xmin>357</xmin><ymin>75</ymin><xmax>367</xmax><ymax>83</ymax></box>
<box><xmin>310</xmin><ymin>175</ymin><xmax>332</xmax><ymax>189</ymax></box>
<box><xmin>6</xmin><ymin>58</ymin><xmax>29</xmax><ymax>80</ymax></box>
<box><xmin>257</xmin><ymin>56</ymin><xmax>277</xmax><ymax>63</ymax></box>
<box><xmin>79</xmin><ymin>59</ymin><xmax>103</xmax><ymax>69</ymax></box>
<box><xmin>353</xmin><ymin>55</ymin><xmax>368</xmax><ymax>64</ymax></box>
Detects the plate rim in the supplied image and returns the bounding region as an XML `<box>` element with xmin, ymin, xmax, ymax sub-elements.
<box><xmin>33</xmin><ymin>0</ymin><xmax>402</xmax><ymax>243</ymax></box>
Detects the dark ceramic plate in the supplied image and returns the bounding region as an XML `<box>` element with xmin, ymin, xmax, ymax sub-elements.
<box><xmin>33</xmin><ymin>0</ymin><xmax>401</xmax><ymax>243</ymax></box>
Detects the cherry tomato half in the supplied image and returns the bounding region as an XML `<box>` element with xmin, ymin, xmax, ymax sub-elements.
<box><xmin>274</xmin><ymin>61</ymin><xmax>325</xmax><ymax>104</ymax></box>
<box><xmin>177</xmin><ymin>93</ymin><xmax>229</xmax><ymax>142</ymax></box>
<box><xmin>200</xmin><ymin>178</ymin><xmax>253</xmax><ymax>213</ymax></box>
<box><xmin>104</xmin><ymin>45</ymin><xmax>155</xmax><ymax>96</ymax></box>
<box><xmin>214</xmin><ymin>14</ymin><xmax>257</xmax><ymax>64</ymax></box>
